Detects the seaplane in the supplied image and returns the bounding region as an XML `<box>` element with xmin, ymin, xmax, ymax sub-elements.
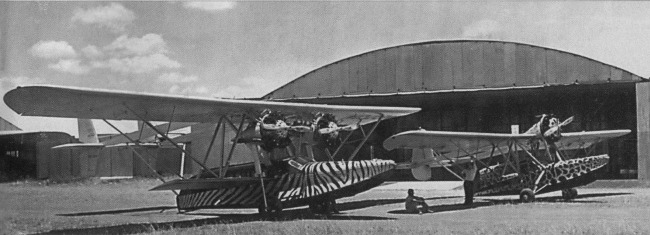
<box><xmin>383</xmin><ymin>114</ymin><xmax>630</xmax><ymax>202</ymax></box>
<box><xmin>4</xmin><ymin>85</ymin><xmax>420</xmax><ymax>214</ymax></box>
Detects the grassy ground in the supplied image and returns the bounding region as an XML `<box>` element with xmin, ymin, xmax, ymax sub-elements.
<box><xmin>1</xmin><ymin>178</ymin><xmax>649</xmax><ymax>234</ymax></box>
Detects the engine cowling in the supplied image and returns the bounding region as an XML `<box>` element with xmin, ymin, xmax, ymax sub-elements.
<box><xmin>259</xmin><ymin>112</ymin><xmax>292</xmax><ymax>152</ymax></box>
<box><xmin>313</xmin><ymin>113</ymin><xmax>341</xmax><ymax>147</ymax></box>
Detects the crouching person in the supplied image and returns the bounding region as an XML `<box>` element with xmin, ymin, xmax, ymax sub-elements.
<box><xmin>405</xmin><ymin>189</ymin><xmax>430</xmax><ymax>214</ymax></box>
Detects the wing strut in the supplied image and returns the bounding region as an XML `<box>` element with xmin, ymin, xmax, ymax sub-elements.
<box><xmin>122</xmin><ymin>105</ymin><xmax>220</xmax><ymax>178</ymax></box>
<box><xmin>330</xmin><ymin>119</ymin><xmax>360</xmax><ymax>160</ymax></box>
<box><xmin>202</xmin><ymin>116</ymin><xmax>224</xmax><ymax>165</ymax></box>
<box><xmin>221</xmin><ymin>115</ymin><xmax>247</xmax><ymax>177</ymax></box>
<box><xmin>348</xmin><ymin>115</ymin><xmax>383</xmax><ymax>161</ymax></box>
<box><xmin>100</xmin><ymin>119</ymin><xmax>179</xmax><ymax>195</ymax></box>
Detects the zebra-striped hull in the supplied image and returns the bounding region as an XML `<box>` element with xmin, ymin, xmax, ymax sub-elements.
<box><xmin>177</xmin><ymin>159</ymin><xmax>396</xmax><ymax>210</ymax></box>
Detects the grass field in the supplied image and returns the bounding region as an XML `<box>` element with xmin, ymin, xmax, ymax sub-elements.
<box><xmin>1</xmin><ymin>178</ymin><xmax>649</xmax><ymax>235</ymax></box>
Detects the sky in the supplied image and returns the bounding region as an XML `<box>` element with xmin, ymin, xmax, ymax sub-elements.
<box><xmin>1</xmin><ymin>1</ymin><xmax>649</xmax><ymax>136</ymax></box>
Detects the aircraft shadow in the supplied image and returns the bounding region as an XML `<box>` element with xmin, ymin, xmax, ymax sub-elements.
<box><xmin>57</xmin><ymin>206</ymin><xmax>178</xmax><ymax>216</ymax></box>
<box><xmin>42</xmin><ymin>195</ymin><xmax>454</xmax><ymax>235</ymax></box>
<box><xmin>482</xmin><ymin>192</ymin><xmax>632</xmax><ymax>204</ymax></box>
<box><xmin>386</xmin><ymin>192</ymin><xmax>631</xmax><ymax>214</ymax></box>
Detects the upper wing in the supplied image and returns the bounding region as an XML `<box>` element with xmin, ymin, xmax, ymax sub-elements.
<box><xmin>556</xmin><ymin>130</ymin><xmax>631</xmax><ymax>150</ymax></box>
<box><xmin>384</xmin><ymin>130</ymin><xmax>536</xmax><ymax>152</ymax></box>
<box><xmin>4</xmin><ymin>85</ymin><xmax>420</xmax><ymax>125</ymax></box>
<box><xmin>384</xmin><ymin>130</ymin><xmax>537</xmax><ymax>167</ymax></box>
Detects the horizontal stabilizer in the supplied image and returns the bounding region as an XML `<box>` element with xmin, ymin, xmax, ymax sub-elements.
<box><xmin>150</xmin><ymin>177</ymin><xmax>271</xmax><ymax>191</ymax></box>
<box><xmin>52</xmin><ymin>143</ymin><xmax>104</xmax><ymax>149</ymax></box>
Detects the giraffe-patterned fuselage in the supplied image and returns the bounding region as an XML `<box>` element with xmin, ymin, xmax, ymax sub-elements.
<box><xmin>476</xmin><ymin>154</ymin><xmax>609</xmax><ymax>196</ymax></box>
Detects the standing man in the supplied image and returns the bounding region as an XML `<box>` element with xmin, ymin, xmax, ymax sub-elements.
<box><xmin>462</xmin><ymin>157</ymin><xmax>478</xmax><ymax>205</ymax></box>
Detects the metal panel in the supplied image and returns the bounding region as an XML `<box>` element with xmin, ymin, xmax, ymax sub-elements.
<box><xmin>545</xmin><ymin>50</ymin><xmax>560</xmax><ymax>84</ymax></box>
<box><xmin>491</xmin><ymin>42</ymin><xmax>507</xmax><ymax>87</ymax></box>
<box><xmin>441</xmin><ymin>44</ymin><xmax>454</xmax><ymax>89</ymax></box>
<box><xmin>423</xmin><ymin>44</ymin><xmax>444</xmax><ymax>90</ymax></box>
<box><xmin>575</xmin><ymin>57</ymin><xmax>589</xmax><ymax>82</ymax></box>
<box><xmin>459</xmin><ymin>42</ymin><xmax>475</xmax><ymax>88</ymax></box>
<box><xmin>331</xmin><ymin>63</ymin><xmax>344</xmax><ymax>96</ymax></box>
<box><xmin>412</xmin><ymin>45</ymin><xmax>424</xmax><ymax>90</ymax></box>
<box><xmin>637</xmin><ymin>82</ymin><xmax>650</xmax><ymax>181</ymax></box>
<box><xmin>610</xmin><ymin>67</ymin><xmax>623</xmax><ymax>81</ymax></box>
<box><xmin>565</xmin><ymin>54</ymin><xmax>580</xmax><ymax>83</ymax></box>
<box><xmin>555</xmin><ymin>53</ymin><xmax>571</xmax><ymax>84</ymax></box>
<box><xmin>357</xmin><ymin>55</ymin><xmax>368</xmax><ymax>93</ymax></box>
<box><xmin>449</xmin><ymin>43</ymin><xmax>463</xmax><ymax>88</ymax></box>
<box><xmin>470</xmin><ymin>43</ymin><xmax>485</xmax><ymax>87</ymax></box>
<box><xmin>503</xmin><ymin>43</ymin><xmax>516</xmax><ymax>86</ymax></box>
<box><xmin>367</xmin><ymin>52</ymin><xmax>379</xmax><ymax>93</ymax></box>
<box><xmin>482</xmin><ymin>42</ymin><xmax>497</xmax><ymax>86</ymax></box>
<box><xmin>384</xmin><ymin>48</ymin><xmax>398</xmax><ymax>93</ymax></box>
<box><xmin>395</xmin><ymin>46</ymin><xmax>411</xmax><ymax>92</ymax></box>
<box><xmin>532</xmin><ymin>47</ymin><xmax>547</xmax><ymax>84</ymax></box>
<box><xmin>347</xmin><ymin>57</ymin><xmax>359</xmax><ymax>94</ymax></box>
<box><xmin>375</xmin><ymin>50</ymin><xmax>388</xmax><ymax>93</ymax></box>
<box><xmin>515</xmin><ymin>45</ymin><xmax>534</xmax><ymax>86</ymax></box>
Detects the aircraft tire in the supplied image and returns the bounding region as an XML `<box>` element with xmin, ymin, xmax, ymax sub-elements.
<box><xmin>561</xmin><ymin>189</ymin><xmax>571</xmax><ymax>200</ymax></box>
<box><xmin>309</xmin><ymin>203</ymin><xmax>323</xmax><ymax>214</ymax></box>
<box><xmin>519</xmin><ymin>188</ymin><xmax>535</xmax><ymax>203</ymax></box>
<box><xmin>569</xmin><ymin>188</ymin><xmax>578</xmax><ymax>199</ymax></box>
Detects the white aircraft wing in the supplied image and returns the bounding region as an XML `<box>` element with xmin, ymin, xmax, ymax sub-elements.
<box><xmin>384</xmin><ymin>130</ymin><xmax>537</xmax><ymax>167</ymax></box>
<box><xmin>384</xmin><ymin>129</ymin><xmax>631</xmax><ymax>168</ymax></box>
<box><xmin>4</xmin><ymin>85</ymin><xmax>420</xmax><ymax>126</ymax></box>
<box><xmin>556</xmin><ymin>130</ymin><xmax>631</xmax><ymax>150</ymax></box>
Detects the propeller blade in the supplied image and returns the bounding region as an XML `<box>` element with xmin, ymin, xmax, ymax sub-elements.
<box><xmin>318</xmin><ymin>125</ymin><xmax>356</xmax><ymax>134</ymax></box>
<box><xmin>289</xmin><ymin>126</ymin><xmax>313</xmax><ymax>132</ymax></box>
<box><xmin>559</xmin><ymin>116</ymin><xmax>574</xmax><ymax>127</ymax></box>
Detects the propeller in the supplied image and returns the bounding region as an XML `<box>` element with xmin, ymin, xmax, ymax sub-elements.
<box><xmin>313</xmin><ymin>113</ymin><xmax>343</xmax><ymax>147</ymax></box>
<box><xmin>543</xmin><ymin>116</ymin><xmax>574</xmax><ymax>142</ymax></box>
<box><xmin>258</xmin><ymin>111</ymin><xmax>292</xmax><ymax>151</ymax></box>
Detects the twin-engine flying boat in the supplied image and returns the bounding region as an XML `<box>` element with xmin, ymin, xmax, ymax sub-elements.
<box><xmin>4</xmin><ymin>85</ymin><xmax>419</xmax><ymax>214</ymax></box>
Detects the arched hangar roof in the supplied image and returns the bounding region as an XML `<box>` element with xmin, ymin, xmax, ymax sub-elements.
<box><xmin>263</xmin><ymin>40</ymin><xmax>646</xmax><ymax>100</ymax></box>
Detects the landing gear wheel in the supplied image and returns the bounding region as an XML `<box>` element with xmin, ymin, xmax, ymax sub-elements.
<box><xmin>309</xmin><ymin>199</ymin><xmax>338</xmax><ymax>214</ymax></box>
<box><xmin>520</xmin><ymin>188</ymin><xmax>535</xmax><ymax>203</ymax></box>
<box><xmin>258</xmin><ymin>197</ymin><xmax>283</xmax><ymax>215</ymax></box>
<box><xmin>561</xmin><ymin>188</ymin><xmax>578</xmax><ymax>200</ymax></box>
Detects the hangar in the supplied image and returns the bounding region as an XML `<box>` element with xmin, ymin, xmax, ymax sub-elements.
<box><xmin>261</xmin><ymin>40</ymin><xmax>648</xmax><ymax>181</ymax></box>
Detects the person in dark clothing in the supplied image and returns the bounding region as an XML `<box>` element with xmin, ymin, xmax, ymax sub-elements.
<box><xmin>462</xmin><ymin>158</ymin><xmax>478</xmax><ymax>205</ymax></box>
<box><xmin>405</xmin><ymin>189</ymin><xmax>430</xmax><ymax>213</ymax></box>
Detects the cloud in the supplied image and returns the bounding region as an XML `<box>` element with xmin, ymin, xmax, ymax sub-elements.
<box><xmin>462</xmin><ymin>19</ymin><xmax>502</xmax><ymax>38</ymax></box>
<box><xmin>71</xmin><ymin>3</ymin><xmax>135</xmax><ymax>33</ymax></box>
<box><xmin>48</xmin><ymin>59</ymin><xmax>90</xmax><ymax>75</ymax></box>
<box><xmin>81</xmin><ymin>45</ymin><xmax>104</xmax><ymax>59</ymax></box>
<box><xmin>169</xmin><ymin>84</ymin><xmax>208</xmax><ymax>95</ymax></box>
<box><xmin>92</xmin><ymin>53</ymin><xmax>181</xmax><ymax>74</ymax></box>
<box><xmin>104</xmin><ymin>34</ymin><xmax>169</xmax><ymax>57</ymax></box>
<box><xmin>30</xmin><ymin>41</ymin><xmax>77</xmax><ymax>59</ymax></box>
<box><xmin>183</xmin><ymin>2</ymin><xmax>236</xmax><ymax>12</ymax></box>
<box><xmin>158</xmin><ymin>72</ymin><xmax>198</xmax><ymax>83</ymax></box>
<box><xmin>211</xmin><ymin>75</ymin><xmax>285</xmax><ymax>98</ymax></box>
<box><xmin>1</xmin><ymin>76</ymin><xmax>45</xmax><ymax>90</ymax></box>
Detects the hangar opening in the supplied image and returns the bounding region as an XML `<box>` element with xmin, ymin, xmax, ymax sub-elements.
<box><xmin>262</xmin><ymin>40</ymin><xmax>647</xmax><ymax>181</ymax></box>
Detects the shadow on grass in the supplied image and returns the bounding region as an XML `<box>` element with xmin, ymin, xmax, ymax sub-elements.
<box><xmin>387</xmin><ymin>192</ymin><xmax>632</xmax><ymax>215</ymax></box>
<box><xmin>41</xmin><ymin>195</ymin><xmax>454</xmax><ymax>235</ymax></box>
<box><xmin>483</xmin><ymin>192</ymin><xmax>632</xmax><ymax>204</ymax></box>
<box><xmin>58</xmin><ymin>206</ymin><xmax>178</xmax><ymax>216</ymax></box>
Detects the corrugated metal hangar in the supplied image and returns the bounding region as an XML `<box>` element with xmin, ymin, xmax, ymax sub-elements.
<box><xmin>262</xmin><ymin>40</ymin><xmax>649</xmax><ymax>181</ymax></box>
